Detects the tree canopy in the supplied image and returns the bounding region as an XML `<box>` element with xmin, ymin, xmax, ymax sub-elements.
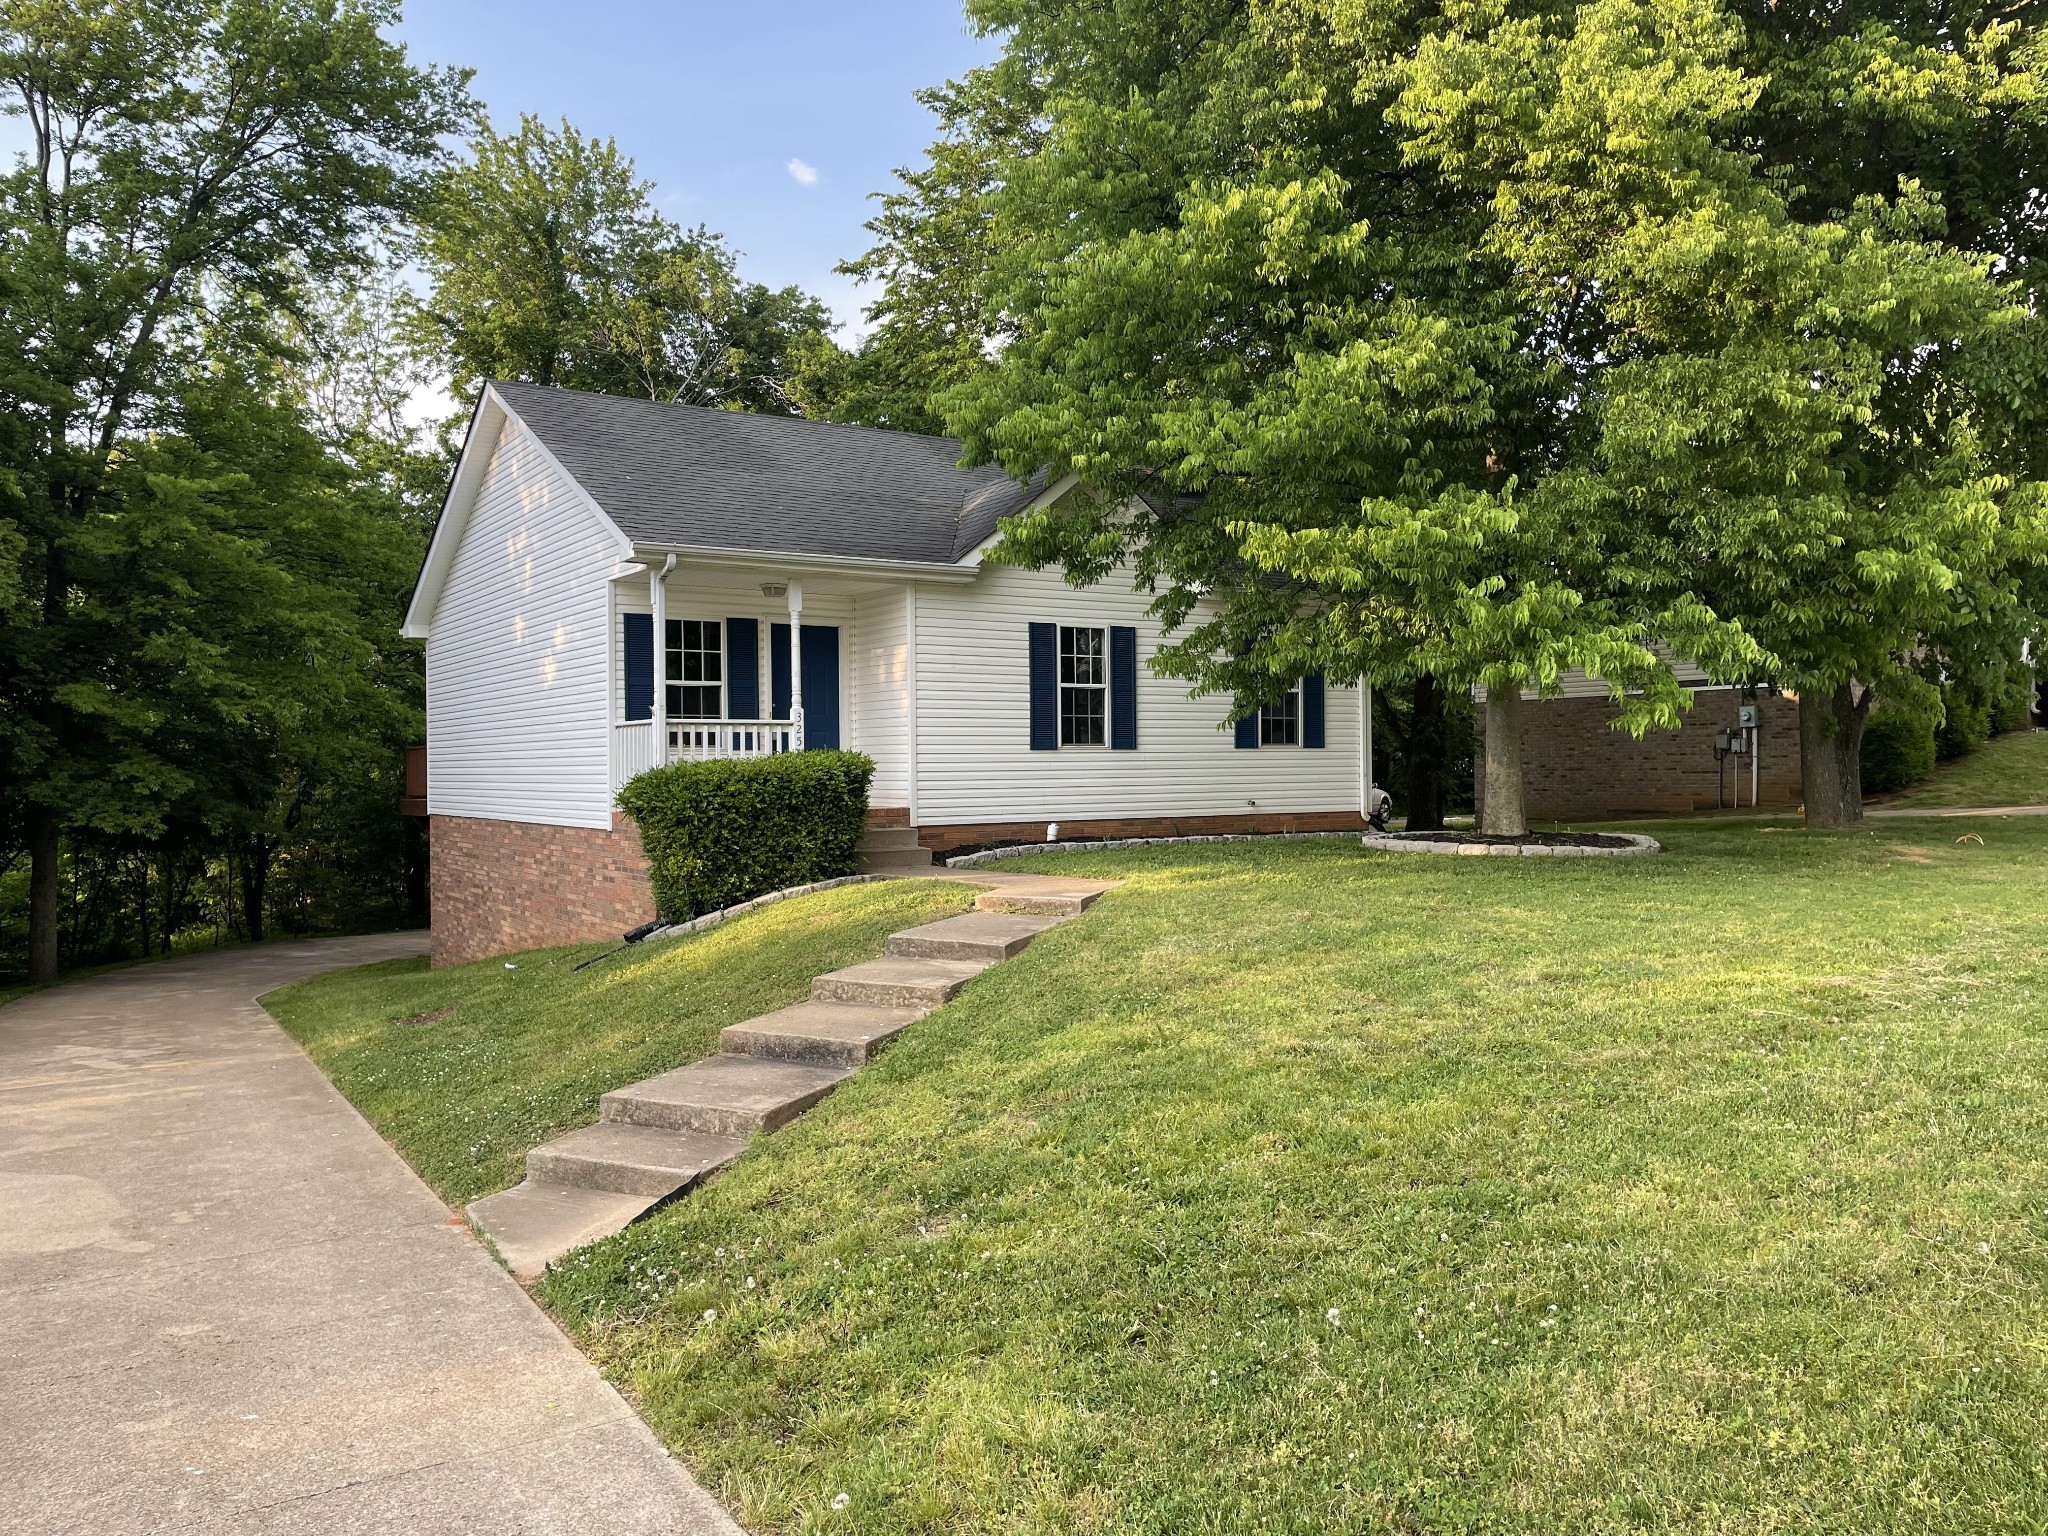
<box><xmin>847</xmin><ymin>0</ymin><xmax>2048</xmax><ymax>830</ymax></box>
<box><xmin>408</xmin><ymin>113</ymin><xmax>846</xmax><ymax>419</ymax></box>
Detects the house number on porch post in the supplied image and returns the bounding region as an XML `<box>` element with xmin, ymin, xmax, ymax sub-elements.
<box><xmin>787</xmin><ymin>580</ymin><xmax>804</xmax><ymax>751</ymax></box>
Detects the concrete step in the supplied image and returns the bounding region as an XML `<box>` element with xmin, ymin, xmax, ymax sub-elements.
<box><xmin>525</xmin><ymin>1122</ymin><xmax>747</xmax><ymax>1198</ymax></box>
<box><xmin>974</xmin><ymin>888</ymin><xmax>1102</xmax><ymax>918</ymax></box>
<box><xmin>812</xmin><ymin>954</ymin><xmax>989</xmax><ymax>1009</ymax></box>
<box><xmin>468</xmin><ymin>1182</ymin><xmax>661</xmax><ymax>1283</ymax></box>
<box><xmin>601</xmin><ymin>1054</ymin><xmax>855</xmax><ymax>1138</ymax></box>
<box><xmin>858</xmin><ymin>847</ymin><xmax>934</xmax><ymax>874</ymax></box>
<box><xmin>721</xmin><ymin>999</ymin><xmax>923</xmax><ymax>1068</ymax></box>
<box><xmin>858</xmin><ymin>826</ymin><xmax>925</xmax><ymax>852</ymax></box>
<box><xmin>885</xmin><ymin>910</ymin><xmax>1066</xmax><ymax>962</ymax></box>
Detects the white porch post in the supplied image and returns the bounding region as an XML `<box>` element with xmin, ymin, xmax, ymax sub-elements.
<box><xmin>651</xmin><ymin>555</ymin><xmax>673</xmax><ymax>759</ymax></box>
<box><xmin>787</xmin><ymin>579</ymin><xmax>805</xmax><ymax>750</ymax></box>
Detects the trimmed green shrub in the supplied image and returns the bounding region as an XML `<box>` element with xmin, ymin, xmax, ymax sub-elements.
<box><xmin>1862</xmin><ymin>705</ymin><xmax>1937</xmax><ymax>794</ymax></box>
<box><xmin>618</xmin><ymin>750</ymin><xmax>876</xmax><ymax>920</ymax></box>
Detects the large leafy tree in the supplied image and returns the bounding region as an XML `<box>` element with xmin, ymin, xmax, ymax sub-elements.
<box><xmin>1400</xmin><ymin>0</ymin><xmax>2048</xmax><ymax>824</ymax></box>
<box><xmin>935</xmin><ymin>0</ymin><xmax>1752</xmax><ymax>834</ymax></box>
<box><xmin>0</xmin><ymin>0</ymin><xmax>466</xmax><ymax>982</ymax></box>
<box><xmin>409</xmin><ymin>113</ymin><xmax>844</xmax><ymax>417</ymax></box>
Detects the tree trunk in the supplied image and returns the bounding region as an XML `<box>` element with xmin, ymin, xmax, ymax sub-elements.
<box><xmin>26</xmin><ymin>812</ymin><xmax>60</xmax><ymax>985</ymax></box>
<box><xmin>240</xmin><ymin>837</ymin><xmax>271</xmax><ymax>944</ymax></box>
<box><xmin>1480</xmin><ymin>682</ymin><xmax>1529</xmax><ymax>836</ymax></box>
<box><xmin>1799</xmin><ymin>682</ymin><xmax>1873</xmax><ymax>828</ymax></box>
<box><xmin>1405</xmin><ymin>676</ymin><xmax>1449</xmax><ymax>832</ymax></box>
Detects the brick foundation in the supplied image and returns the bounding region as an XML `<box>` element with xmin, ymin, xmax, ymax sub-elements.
<box><xmin>429</xmin><ymin>813</ymin><xmax>656</xmax><ymax>968</ymax></box>
<box><xmin>914</xmin><ymin>809</ymin><xmax>1369</xmax><ymax>854</ymax></box>
<box><xmin>1481</xmin><ymin>692</ymin><xmax>1803</xmax><ymax>820</ymax></box>
<box><xmin>866</xmin><ymin>806</ymin><xmax>911</xmax><ymax>828</ymax></box>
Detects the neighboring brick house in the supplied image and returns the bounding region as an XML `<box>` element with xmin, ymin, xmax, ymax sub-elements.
<box><xmin>1480</xmin><ymin>679</ymin><xmax>1803</xmax><ymax>822</ymax></box>
<box><xmin>404</xmin><ymin>384</ymin><xmax>1378</xmax><ymax>966</ymax></box>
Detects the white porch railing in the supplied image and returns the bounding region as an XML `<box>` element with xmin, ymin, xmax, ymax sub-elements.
<box><xmin>613</xmin><ymin>717</ymin><xmax>803</xmax><ymax>791</ymax></box>
<box><xmin>666</xmin><ymin>719</ymin><xmax>800</xmax><ymax>762</ymax></box>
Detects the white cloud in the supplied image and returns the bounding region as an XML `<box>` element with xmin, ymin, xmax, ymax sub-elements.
<box><xmin>785</xmin><ymin>157</ymin><xmax>819</xmax><ymax>187</ymax></box>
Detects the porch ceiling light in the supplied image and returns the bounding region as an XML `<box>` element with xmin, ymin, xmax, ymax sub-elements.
<box><xmin>760</xmin><ymin>581</ymin><xmax>788</xmax><ymax>598</ymax></box>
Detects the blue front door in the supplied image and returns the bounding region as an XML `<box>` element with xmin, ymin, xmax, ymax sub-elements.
<box><xmin>771</xmin><ymin>623</ymin><xmax>840</xmax><ymax>749</ymax></box>
<box><xmin>799</xmin><ymin>625</ymin><xmax>840</xmax><ymax>749</ymax></box>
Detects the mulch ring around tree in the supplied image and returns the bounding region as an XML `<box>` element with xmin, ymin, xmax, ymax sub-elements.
<box><xmin>1361</xmin><ymin>830</ymin><xmax>1661</xmax><ymax>858</ymax></box>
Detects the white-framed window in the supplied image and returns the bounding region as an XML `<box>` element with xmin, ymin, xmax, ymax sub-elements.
<box><xmin>667</xmin><ymin>618</ymin><xmax>722</xmax><ymax>719</ymax></box>
<box><xmin>1059</xmin><ymin>625</ymin><xmax>1107</xmax><ymax>746</ymax></box>
<box><xmin>1260</xmin><ymin>687</ymin><xmax>1299</xmax><ymax>746</ymax></box>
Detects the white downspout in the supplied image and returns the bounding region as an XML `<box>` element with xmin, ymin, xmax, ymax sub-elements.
<box><xmin>787</xmin><ymin>579</ymin><xmax>805</xmax><ymax>750</ymax></box>
<box><xmin>904</xmin><ymin>583</ymin><xmax>919</xmax><ymax>824</ymax></box>
<box><xmin>1360</xmin><ymin>675</ymin><xmax>1374</xmax><ymax>817</ymax></box>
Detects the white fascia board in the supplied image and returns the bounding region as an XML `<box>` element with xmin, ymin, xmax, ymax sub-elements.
<box><xmin>401</xmin><ymin>392</ymin><xmax>499</xmax><ymax>639</ymax></box>
<box><xmin>400</xmin><ymin>384</ymin><xmax>635</xmax><ymax>639</ymax></box>
<box><xmin>953</xmin><ymin>471</ymin><xmax>1083</xmax><ymax>566</ymax></box>
<box><xmin>631</xmin><ymin>543</ymin><xmax>982</xmax><ymax>585</ymax></box>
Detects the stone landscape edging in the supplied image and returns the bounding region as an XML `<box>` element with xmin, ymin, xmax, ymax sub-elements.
<box><xmin>944</xmin><ymin>830</ymin><xmax>1365</xmax><ymax>868</ymax></box>
<box><xmin>642</xmin><ymin>874</ymin><xmax>881</xmax><ymax>943</ymax></box>
<box><xmin>1359</xmin><ymin>831</ymin><xmax>1662</xmax><ymax>858</ymax></box>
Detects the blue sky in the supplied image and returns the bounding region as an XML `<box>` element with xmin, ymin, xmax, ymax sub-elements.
<box><xmin>394</xmin><ymin>1</ymin><xmax>1000</xmax><ymax>340</ymax></box>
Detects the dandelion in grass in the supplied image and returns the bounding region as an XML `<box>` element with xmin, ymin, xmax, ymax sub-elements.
<box><xmin>832</xmin><ymin>1492</ymin><xmax>851</xmax><ymax>1511</ymax></box>
<box><xmin>1326</xmin><ymin>1307</ymin><xmax>1341</xmax><ymax>1326</ymax></box>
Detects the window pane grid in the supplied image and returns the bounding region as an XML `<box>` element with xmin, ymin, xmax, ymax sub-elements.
<box><xmin>1059</xmin><ymin>625</ymin><xmax>1107</xmax><ymax>746</ymax></box>
<box><xmin>666</xmin><ymin>618</ymin><xmax>724</xmax><ymax>720</ymax></box>
<box><xmin>1260</xmin><ymin>689</ymin><xmax>1299</xmax><ymax>746</ymax></box>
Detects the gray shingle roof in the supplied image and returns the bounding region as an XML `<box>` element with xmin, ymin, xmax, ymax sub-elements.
<box><xmin>491</xmin><ymin>382</ymin><xmax>1046</xmax><ymax>565</ymax></box>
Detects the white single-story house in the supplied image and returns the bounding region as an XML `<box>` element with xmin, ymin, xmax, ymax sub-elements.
<box><xmin>403</xmin><ymin>383</ymin><xmax>1373</xmax><ymax>964</ymax></box>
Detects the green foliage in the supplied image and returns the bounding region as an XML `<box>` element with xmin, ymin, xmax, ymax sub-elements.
<box><xmin>1887</xmin><ymin>727</ymin><xmax>2048</xmax><ymax>809</ymax></box>
<box><xmin>1861</xmin><ymin>703</ymin><xmax>1939</xmax><ymax>793</ymax></box>
<box><xmin>528</xmin><ymin>830</ymin><xmax>2048</xmax><ymax>1532</ymax></box>
<box><xmin>855</xmin><ymin>0</ymin><xmax>2048</xmax><ymax>830</ymax></box>
<box><xmin>821</xmin><ymin>75</ymin><xmax>1045</xmax><ymax>433</ymax></box>
<box><xmin>0</xmin><ymin>0</ymin><xmax>462</xmax><ymax>978</ymax></box>
<box><xmin>617</xmin><ymin>751</ymin><xmax>876</xmax><ymax>920</ymax></box>
<box><xmin>408</xmin><ymin>113</ymin><xmax>844</xmax><ymax>418</ymax></box>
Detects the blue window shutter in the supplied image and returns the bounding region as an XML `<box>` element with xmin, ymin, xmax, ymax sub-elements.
<box><xmin>1302</xmin><ymin>673</ymin><xmax>1326</xmax><ymax>748</ymax></box>
<box><xmin>770</xmin><ymin>623</ymin><xmax>792</xmax><ymax>720</ymax></box>
<box><xmin>1109</xmin><ymin>626</ymin><xmax>1138</xmax><ymax>750</ymax></box>
<box><xmin>623</xmin><ymin>613</ymin><xmax>653</xmax><ymax>722</ymax></box>
<box><xmin>1028</xmin><ymin>623</ymin><xmax>1058</xmax><ymax>750</ymax></box>
<box><xmin>726</xmin><ymin>618</ymin><xmax>760</xmax><ymax>718</ymax></box>
<box><xmin>1235</xmin><ymin>709</ymin><xmax>1259</xmax><ymax>749</ymax></box>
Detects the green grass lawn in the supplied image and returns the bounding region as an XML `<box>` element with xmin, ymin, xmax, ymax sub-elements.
<box><xmin>262</xmin><ymin>880</ymin><xmax>972</xmax><ymax>1204</ymax></box>
<box><xmin>1884</xmin><ymin>728</ymin><xmax>2048</xmax><ymax>809</ymax></box>
<box><xmin>499</xmin><ymin>823</ymin><xmax>2048</xmax><ymax>1535</ymax></box>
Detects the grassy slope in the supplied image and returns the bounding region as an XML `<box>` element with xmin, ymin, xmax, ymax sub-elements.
<box><xmin>533</xmin><ymin>824</ymin><xmax>2048</xmax><ymax>1536</ymax></box>
<box><xmin>264</xmin><ymin>881</ymin><xmax>972</xmax><ymax>1205</ymax></box>
<box><xmin>1885</xmin><ymin>728</ymin><xmax>2048</xmax><ymax>809</ymax></box>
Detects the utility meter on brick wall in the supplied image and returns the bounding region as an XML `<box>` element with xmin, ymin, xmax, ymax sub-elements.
<box><xmin>1738</xmin><ymin>703</ymin><xmax>1760</xmax><ymax>729</ymax></box>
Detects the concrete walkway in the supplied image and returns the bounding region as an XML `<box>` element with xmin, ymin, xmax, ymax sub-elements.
<box><xmin>0</xmin><ymin>935</ymin><xmax>740</xmax><ymax>1536</ymax></box>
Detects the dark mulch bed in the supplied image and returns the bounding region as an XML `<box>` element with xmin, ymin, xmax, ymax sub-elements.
<box><xmin>1385</xmin><ymin>830</ymin><xmax>1639</xmax><ymax>849</ymax></box>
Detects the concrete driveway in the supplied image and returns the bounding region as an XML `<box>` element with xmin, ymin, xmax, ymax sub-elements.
<box><xmin>0</xmin><ymin>934</ymin><xmax>739</xmax><ymax>1536</ymax></box>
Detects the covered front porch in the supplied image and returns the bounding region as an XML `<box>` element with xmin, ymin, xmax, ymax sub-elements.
<box><xmin>608</xmin><ymin>550</ymin><xmax>952</xmax><ymax>814</ymax></box>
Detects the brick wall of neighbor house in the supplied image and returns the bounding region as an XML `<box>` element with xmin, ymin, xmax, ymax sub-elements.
<box><xmin>916</xmin><ymin>808</ymin><xmax>1369</xmax><ymax>854</ymax></box>
<box><xmin>1480</xmin><ymin>691</ymin><xmax>1803</xmax><ymax>820</ymax></box>
<box><xmin>429</xmin><ymin>813</ymin><xmax>655</xmax><ymax>967</ymax></box>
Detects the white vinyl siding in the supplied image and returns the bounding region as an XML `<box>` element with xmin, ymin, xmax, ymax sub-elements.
<box><xmin>913</xmin><ymin>563</ymin><xmax>1361</xmax><ymax>823</ymax></box>
<box><xmin>854</xmin><ymin>587</ymin><xmax>912</xmax><ymax>808</ymax></box>
<box><xmin>424</xmin><ymin>416</ymin><xmax>621</xmax><ymax>828</ymax></box>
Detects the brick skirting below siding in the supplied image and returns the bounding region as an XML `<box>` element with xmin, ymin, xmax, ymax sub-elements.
<box><xmin>1484</xmin><ymin>691</ymin><xmax>1804</xmax><ymax>821</ymax></box>
<box><xmin>916</xmin><ymin>809</ymin><xmax>1369</xmax><ymax>854</ymax></box>
<box><xmin>429</xmin><ymin>813</ymin><xmax>656</xmax><ymax>968</ymax></box>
